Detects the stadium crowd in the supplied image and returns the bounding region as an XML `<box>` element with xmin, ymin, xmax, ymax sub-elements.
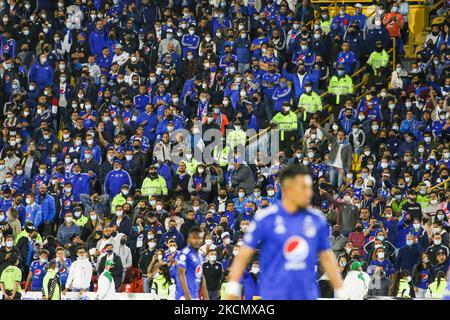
<box><xmin>0</xmin><ymin>0</ymin><xmax>448</xmax><ymax>300</ymax></box>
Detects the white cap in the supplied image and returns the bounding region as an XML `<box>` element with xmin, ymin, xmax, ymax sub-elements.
<box><xmin>355</xmin><ymin>3</ymin><xmax>363</xmax><ymax>8</ymax></box>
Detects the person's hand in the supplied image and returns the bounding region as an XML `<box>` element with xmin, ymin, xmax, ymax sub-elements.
<box><xmin>319</xmin><ymin>189</ymin><xmax>327</xmax><ymax>196</ymax></box>
<box><xmin>62</xmin><ymin>289</ymin><xmax>68</xmax><ymax>295</ymax></box>
<box><xmin>79</xmin><ymin>289</ymin><xmax>86</xmax><ymax>296</ymax></box>
<box><xmin>226</xmin><ymin>294</ymin><xmax>239</xmax><ymax>300</ymax></box>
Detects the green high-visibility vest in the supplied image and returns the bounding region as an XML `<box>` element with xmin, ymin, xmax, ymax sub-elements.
<box><xmin>320</xmin><ymin>19</ymin><xmax>332</xmax><ymax>34</ymax></box>
<box><xmin>271</xmin><ymin>111</ymin><xmax>298</xmax><ymax>141</ymax></box>
<box><xmin>213</xmin><ymin>145</ymin><xmax>230</xmax><ymax>167</ymax></box>
<box><xmin>367</xmin><ymin>50</ymin><xmax>389</xmax><ymax>74</ymax></box>
<box><xmin>298</xmin><ymin>91</ymin><xmax>323</xmax><ymax>121</ymax></box>
<box><xmin>141</xmin><ymin>176</ymin><xmax>168</xmax><ymax>199</ymax></box>
<box><xmin>227</xmin><ymin>130</ymin><xmax>247</xmax><ymax>149</ymax></box>
<box><xmin>328</xmin><ymin>75</ymin><xmax>353</xmax><ymax>104</ymax></box>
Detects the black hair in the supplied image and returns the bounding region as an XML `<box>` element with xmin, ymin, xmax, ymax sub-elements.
<box><xmin>279</xmin><ymin>164</ymin><xmax>310</xmax><ymax>184</ymax></box>
<box><xmin>188</xmin><ymin>226</ymin><xmax>203</xmax><ymax>236</ymax></box>
<box><xmin>159</xmin><ymin>264</ymin><xmax>172</xmax><ymax>287</ymax></box>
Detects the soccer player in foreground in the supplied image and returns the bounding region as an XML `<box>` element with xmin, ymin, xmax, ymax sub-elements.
<box><xmin>227</xmin><ymin>165</ymin><xmax>345</xmax><ymax>300</ymax></box>
<box><xmin>176</xmin><ymin>226</ymin><xmax>210</xmax><ymax>300</ymax></box>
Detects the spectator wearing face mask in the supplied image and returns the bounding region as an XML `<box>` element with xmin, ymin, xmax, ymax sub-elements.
<box><xmin>322</xmin><ymin>189</ymin><xmax>359</xmax><ymax>236</ymax></box>
<box><xmin>203</xmin><ymin>249</ymin><xmax>223</xmax><ymax>300</ymax></box>
<box><xmin>111</xmin><ymin>185</ymin><xmax>129</xmax><ymax>215</ymax></box>
<box><xmin>57</xmin><ymin>212</ymin><xmax>80</xmax><ymax>246</ymax></box>
<box><xmin>330</xmin><ymin>225</ymin><xmax>348</xmax><ymax>257</ymax></box>
<box><xmin>241</xmin><ymin>260</ymin><xmax>261</xmax><ymax>300</ymax></box>
<box><xmin>368</xmin><ymin>247</ymin><xmax>394</xmax><ymax>277</ymax></box>
<box><xmin>368</xmin><ymin>267</ymin><xmax>391</xmax><ymax>297</ymax></box>
<box><xmin>138</xmin><ymin>238</ymin><xmax>158</xmax><ymax>293</ymax></box>
<box><xmin>426</xmin><ymin>233</ymin><xmax>450</xmax><ymax>265</ymax></box>
<box><xmin>412</xmin><ymin>252</ymin><xmax>435</xmax><ymax>298</ymax></box>
<box><xmin>97</xmin><ymin>243</ymin><xmax>123</xmax><ymax>291</ymax></box>
<box><xmin>396</xmin><ymin>234</ymin><xmax>424</xmax><ymax>273</ymax></box>
<box><xmin>63</xmin><ymin>246</ymin><xmax>92</xmax><ymax>296</ymax></box>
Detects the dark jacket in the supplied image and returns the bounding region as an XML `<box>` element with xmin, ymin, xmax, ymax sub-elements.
<box><xmin>230</xmin><ymin>164</ymin><xmax>255</xmax><ymax>195</ymax></box>
<box><xmin>97</xmin><ymin>253</ymin><xmax>124</xmax><ymax>290</ymax></box>
<box><xmin>395</xmin><ymin>243</ymin><xmax>424</xmax><ymax>272</ymax></box>
<box><xmin>203</xmin><ymin>261</ymin><xmax>223</xmax><ymax>291</ymax></box>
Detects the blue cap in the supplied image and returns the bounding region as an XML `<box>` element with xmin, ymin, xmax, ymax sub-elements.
<box><xmin>267</xmin><ymin>184</ymin><xmax>274</xmax><ymax>189</ymax></box>
<box><xmin>113</xmin><ymin>159</ymin><xmax>122</xmax><ymax>164</ymax></box>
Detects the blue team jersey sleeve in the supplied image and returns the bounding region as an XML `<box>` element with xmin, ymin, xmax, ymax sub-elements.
<box><xmin>314</xmin><ymin>210</ymin><xmax>331</xmax><ymax>252</ymax></box>
<box><xmin>178</xmin><ymin>250</ymin><xmax>188</xmax><ymax>269</ymax></box>
<box><xmin>243</xmin><ymin>205</ymin><xmax>277</xmax><ymax>249</ymax></box>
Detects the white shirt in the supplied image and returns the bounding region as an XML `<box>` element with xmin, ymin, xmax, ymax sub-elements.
<box><xmin>66</xmin><ymin>257</ymin><xmax>93</xmax><ymax>290</ymax></box>
<box><xmin>332</xmin><ymin>144</ymin><xmax>344</xmax><ymax>169</ymax></box>
<box><xmin>112</xmin><ymin>51</ymin><xmax>130</xmax><ymax>66</ymax></box>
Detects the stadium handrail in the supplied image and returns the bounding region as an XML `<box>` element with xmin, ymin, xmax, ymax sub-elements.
<box><xmin>428</xmin><ymin>177</ymin><xmax>450</xmax><ymax>192</ymax></box>
<box><xmin>429</xmin><ymin>0</ymin><xmax>445</xmax><ymax>11</ymax></box>
<box><xmin>247</xmin><ymin>43</ymin><xmax>394</xmax><ymax>142</ymax></box>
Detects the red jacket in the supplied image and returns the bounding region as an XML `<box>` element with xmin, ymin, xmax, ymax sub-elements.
<box><xmin>348</xmin><ymin>231</ymin><xmax>366</xmax><ymax>256</ymax></box>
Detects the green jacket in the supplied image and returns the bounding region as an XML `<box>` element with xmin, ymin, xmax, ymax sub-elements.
<box><xmin>298</xmin><ymin>91</ymin><xmax>323</xmax><ymax>120</ymax></box>
<box><xmin>181</xmin><ymin>159</ymin><xmax>198</xmax><ymax>176</ymax></box>
<box><xmin>429</xmin><ymin>279</ymin><xmax>447</xmax><ymax>298</ymax></box>
<box><xmin>42</xmin><ymin>269</ymin><xmax>61</xmax><ymax>300</ymax></box>
<box><xmin>151</xmin><ymin>274</ymin><xmax>174</xmax><ymax>299</ymax></box>
<box><xmin>74</xmin><ymin>215</ymin><xmax>88</xmax><ymax>227</ymax></box>
<box><xmin>213</xmin><ymin>145</ymin><xmax>231</xmax><ymax>167</ymax></box>
<box><xmin>396</xmin><ymin>279</ymin><xmax>411</xmax><ymax>298</ymax></box>
<box><xmin>391</xmin><ymin>199</ymin><xmax>407</xmax><ymax>214</ymax></box>
<box><xmin>227</xmin><ymin>129</ymin><xmax>247</xmax><ymax>149</ymax></box>
<box><xmin>141</xmin><ymin>176</ymin><xmax>168</xmax><ymax>199</ymax></box>
<box><xmin>328</xmin><ymin>75</ymin><xmax>353</xmax><ymax>104</ymax></box>
<box><xmin>14</xmin><ymin>230</ymin><xmax>43</xmax><ymax>245</ymax></box>
<box><xmin>271</xmin><ymin>111</ymin><xmax>298</xmax><ymax>141</ymax></box>
<box><xmin>367</xmin><ymin>50</ymin><xmax>389</xmax><ymax>74</ymax></box>
<box><xmin>111</xmin><ymin>193</ymin><xmax>127</xmax><ymax>214</ymax></box>
<box><xmin>320</xmin><ymin>19</ymin><xmax>332</xmax><ymax>34</ymax></box>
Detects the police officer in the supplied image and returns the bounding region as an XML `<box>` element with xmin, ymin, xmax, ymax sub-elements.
<box><xmin>328</xmin><ymin>64</ymin><xmax>353</xmax><ymax>117</ymax></box>
<box><xmin>270</xmin><ymin>102</ymin><xmax>298</xmax><ymax>156</ymax></box>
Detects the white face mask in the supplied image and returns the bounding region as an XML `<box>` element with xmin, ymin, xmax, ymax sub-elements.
<box><xmin>205</xmin><ymin>239</ymin><xmax>212</xmax><ymax>246</ymax></box>
<box><xmin>233</xmin><ymin>250</ymin><xmax>239</xmax><ymax>256</ymax></box>
<box><xmin>169</xmin><ymin>246</ymin><xmax>177</xmax><ymax>253</ymax></box>
<box><xmin>267</xmin><ymin>190</ymin><xmax>275</xmax><ymax>196</ymax></box>
<box><xmin>250</xmin><ymin>266</ymin><xmax>260</xmax><ymax>274</ymax></box>
<box><xmin>156</xmin><ymin>205</ymin><xmax>163</xmax><ymax>211</ymax></box>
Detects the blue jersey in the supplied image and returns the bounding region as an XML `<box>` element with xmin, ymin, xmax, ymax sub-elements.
<box><xmin>243</xmin><ymin>203</ymin><xmax>330</xmax><ymax>300</ymax></box>
<box><xmin>56</xmin><ymin>258</ymin><xmax>72</xmax><ymax>286</ymax></box>
<box><xmin>175</xmin><ymin>246</ymin><xmax>204</xmax><ymax>300</ymax></box>
<box><xmin>29</xmin><ymin>260</ymin><xmax>48</xmax><ymax>290</ymax></box>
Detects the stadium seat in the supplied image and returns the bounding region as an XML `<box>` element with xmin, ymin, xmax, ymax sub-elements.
<box><xmin>413</xmin><ymin>32</ymin><xmax>428</xmax><ymax>46</ymax></box>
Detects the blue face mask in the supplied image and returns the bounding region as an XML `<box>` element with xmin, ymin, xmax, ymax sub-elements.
<box><xmin>210</xmin><ymin>66</ymin><xmax>217</xmax><ymax>72</ymax></box>
<box><xmin>337</xmin><ymin>70</ymin><xmax>345</xmax><ymax>76</ymax></box>
<box><xmin>245</xmin><ymin>207</ymin><xmax>254</xmax><ymax>215</ymax></box>
<box><xmin>406</xmin><ymin>239</ymin><xmax>413</xmax><ymax>246</ymax></box>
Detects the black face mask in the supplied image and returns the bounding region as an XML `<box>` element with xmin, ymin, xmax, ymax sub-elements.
<box><xmin>404</xmin><ymin>219</ymin><xmax>411</xmax><ymax>225</ymax></box>
<box><xmin>104</xmin><ymin>234</ymin><xmax>111</xmax><ymax>239</ymax></box>
<box><xmin>355</xmin><ymin>226</ymin><xmax>363</xmax><ymax>232</ymax></box>
<box><xmin>111</xmin><ymin>231</ymin><xmax>117</xmax><ymax>237</ymax></box>
<box><xmin>332</xmin><ymin>231</ymin><xmax>340</xmax><ymax>237</ymax></box>
<box><xmin>120</xmin><ymin>239</ymin><xmax>127</xmax><ymax>245</ymax></box>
